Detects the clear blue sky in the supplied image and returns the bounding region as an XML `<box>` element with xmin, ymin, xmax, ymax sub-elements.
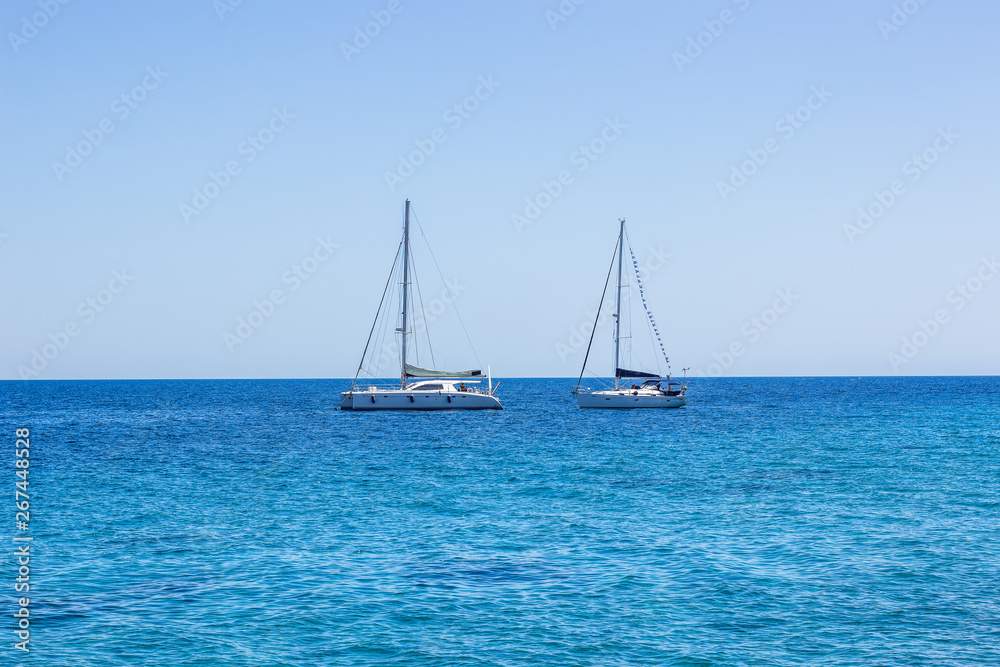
<box><xmin>3</xmin><ymin>0</ymin><xmax>999</xmax><ymax>379</ymax></box>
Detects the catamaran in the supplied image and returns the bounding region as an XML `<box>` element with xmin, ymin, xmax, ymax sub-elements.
<box><xmin>573</xmin><ymin>219</ymin><xmax>688</xmax><ymax>408</ymax></box>
<box><xmin>339</xmin><ymin>200</ymin><xmax>502</xmax><ymax>411</ymax></box>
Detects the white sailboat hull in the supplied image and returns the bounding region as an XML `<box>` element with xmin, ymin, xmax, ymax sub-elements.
<box><xmin>340</xmin><ymin>389</ymin><xmax>502</xmax><ymax>411</ymax></box>
<box><xmin>576</xmin><ymin>389</ymin><xmax>687</xmax><ymax>409</ymax></box>
<box><xmin>573</xmin><ymin>219</ymin><xmax>690</xmax><ymax>411</ymax></box>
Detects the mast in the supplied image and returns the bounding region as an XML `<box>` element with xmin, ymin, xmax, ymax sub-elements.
<box><xmin>613</xmin><ymin>218</ymin><xmax>625</xmax><ymax>390</ymax></box>
<box><xmin>400</xmin><ymin>200</ymin><xmax>411</xmax><ymax>388</ymax></box>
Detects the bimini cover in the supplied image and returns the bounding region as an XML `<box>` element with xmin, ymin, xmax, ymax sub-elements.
<box><xmin>615</xmin><ymin>367</ymin><xmax>660</xmax><ymax>379</ymax></box>
<box><xmin>405</xmin><ymin>363</ymin><xmax>482</xmax><ymax>378</ymax></box>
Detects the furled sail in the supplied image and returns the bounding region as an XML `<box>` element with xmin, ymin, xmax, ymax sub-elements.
<box><xmin>405</xmin><ymin>363</ymin><xmax>482</xmax><ymax>378</ymax></box>
<box><xmin>615</xmin><ymin>367</ymin><xmax>660</xmax><ymax>379</ymax></box>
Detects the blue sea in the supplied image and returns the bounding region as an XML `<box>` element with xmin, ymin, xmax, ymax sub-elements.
<box><xmin>3</xmin><ymin>377</ymin><xmax>999</xmax><ymax>666</ymax></box>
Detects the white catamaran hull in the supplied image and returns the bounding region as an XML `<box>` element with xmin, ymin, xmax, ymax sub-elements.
<box><xmin>342</xmin><ymin>200</ymin><xmax>503</xmax><ymax>413</ymax></box>
<box><xmin>340</xmin><ymin>390</ymin><xmax>502</xmax><ymax>411</ymax></box>
<box><xmin>576</xmin><ymin>390</ymin><xmax>687</xmax><ymax>409</ymax></box>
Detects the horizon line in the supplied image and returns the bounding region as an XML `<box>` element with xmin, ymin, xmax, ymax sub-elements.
<box><xmin>3</xmin><ymin>375</ymin><xmax>998</xmax><ymax>382</ymax></box>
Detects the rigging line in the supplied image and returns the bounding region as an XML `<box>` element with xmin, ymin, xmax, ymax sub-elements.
<box><xmin>410</xmin><ymin>248</ymin><xmax>436</xmax><ymax>369</ymax></box>
<box><xmin>616</xmin><ymin>255</ymin><xmax>633</xmax><ymax>371</ymax></box>
<box><xmin>371</xmin><ymin>256</ymin><xmax>401</xmax><ymax>380</ymax></box>
<box><xmin>364</xmin><ymin>242</ymin><xmax>401</xmax><ymax>381</ymax></box>
<box><xmin>625</xmin><ymin>228</ymin><xmax>670</xmax><ymax>370</ymax></box>
<box><xmin>622</xmin><ymin>268</ymin><xmax>632</xmax><ymax>370</ymax></box>
<box><xmin>363</xmin><ymin>279</ymin><xmax>388</xmax><ymax>378</ymax></box>
<box><xmin>409</xmin><ymin>206</ymin><xmax>483</xmax><ymax>371</ymax></box>
<box><xmin>575</xmin><ymin>234</ymin><xmax>620</xmax><ymax>393</ymax></box>
<box><xmin>583</xmin><ymin>366</ymin><xmax>614</xmax><ymax>390</ymax></box>
<box><xmin>370</xmin><ymin>238</ymin><xmax>405</xmax><ymax>382</ymax></box>
<box><xmin>407</xmin><ymin>251</ymin><xmax>420</xmax><ymax>367</ymax></box>
<box><xmin>353</xmin><ymin>240</ymin><xmax>403</xmax><ymax>387</ymax></box>
<box><xmin>625</xmin><ymin>241</ymin><xmax>660</xmax><ymax>375</ymax></box>
<box><xmin>359</xmin><ymin>246</ymin><xmax>397</xmax><ymax>382</ymax></box>
<box><xmin>643</xmin><ymin>292</ymin><xmax>661</xmax><ymax>375</ymax></box>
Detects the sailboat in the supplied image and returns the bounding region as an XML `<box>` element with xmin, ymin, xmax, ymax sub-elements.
<box><xmin>339</xmin><ymin>200</ymin><xmax>503</xmax><ymax>411</ymax></box>
<box><xmin>573</xmin><ymin>219</ymin><xmax>688</xmax><ymax>409</ymax></box>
